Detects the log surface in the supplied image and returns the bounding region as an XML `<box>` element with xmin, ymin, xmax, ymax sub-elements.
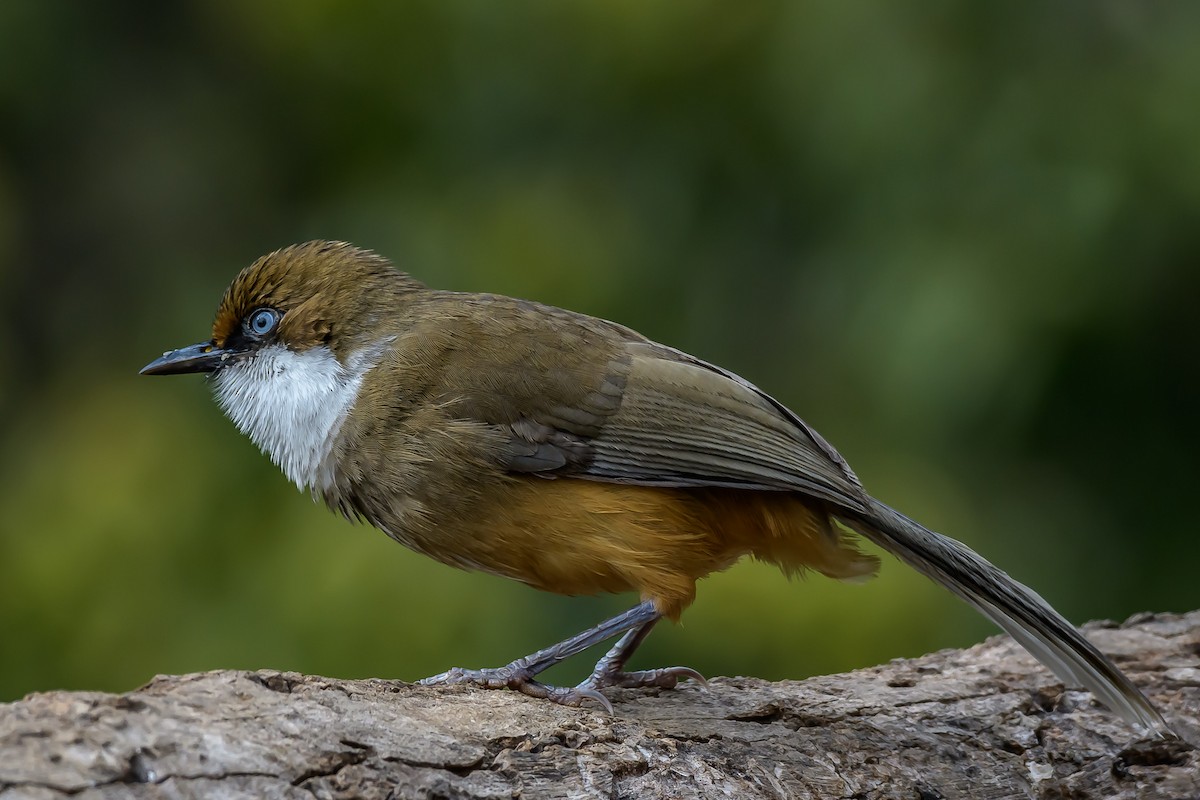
<box><xmin>2</xmin><ymin>611</ymin><xmax>1198</xmax><ymax>799</ymax></box>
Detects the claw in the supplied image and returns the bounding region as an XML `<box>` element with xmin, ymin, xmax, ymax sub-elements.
<box><xmin>667</xmin><ymin>666</ymin><xmax>709</xmax><ymax>689</ymax></box>
<box><xmin>416</xmin><ymin>668</ymin><xmax>458</xmax><ymax>686</ymax></box>
<box><xmin>525</xmin><ymin>680</ymin><xmax>614</xmax><ymax>712</ymax></box>
<box><xmin>570</xmin><ymin>685</ymin><xmax>615</xmax><ymax>714</ymax></box>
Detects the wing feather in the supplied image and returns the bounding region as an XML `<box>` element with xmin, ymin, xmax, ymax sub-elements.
<box><xmin>482</xmin><ymin>339</ymin><xmax>863</xmax><ymax>509</ymax></box>
<box><xmin>411</xmin><ymin>292</ymin><xmax>863</xmax><ymax>508</ymax></box>
<box><xmin>573</xmin><ymin>348</ymin><xmax>866</xmax><ymax>509</ymax></box>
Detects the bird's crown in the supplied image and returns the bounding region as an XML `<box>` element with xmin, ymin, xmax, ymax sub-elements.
<box><xmin>211</xmin><ymin>240</ymin><xmax>424</xmax><ymax>356</ymax></box>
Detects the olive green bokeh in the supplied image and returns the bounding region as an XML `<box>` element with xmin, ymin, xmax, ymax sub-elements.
<box><xmin>1</xmin><ymin>2</ymin><xmax>1197</xmax><ymax>701</ymax></box>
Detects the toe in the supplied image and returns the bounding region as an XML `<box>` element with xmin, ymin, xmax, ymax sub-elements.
<box><xmin>598</xmin><ymin>665</ymin><xmax>708</xmax><ymax>690</ymax></box>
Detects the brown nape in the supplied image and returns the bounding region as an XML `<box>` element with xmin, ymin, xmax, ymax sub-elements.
<box><xmin>451</xmin><ymin>478</ymin><xmax>878</xmax><ymax>621</ymax></box>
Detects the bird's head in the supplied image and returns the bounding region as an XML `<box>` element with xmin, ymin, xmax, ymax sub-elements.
<box><xmin>141</xmin><ymin>240</ymin><xmax>421</xmax><ymax>377</ymax></box>
<box><xmin>140</xmin><ymin>240</ymin><xmax>423</xmax><ymax>488</ymax></box>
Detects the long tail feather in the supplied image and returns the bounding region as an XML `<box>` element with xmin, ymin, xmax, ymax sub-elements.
<box><xmin>839</xmin><ymin>498</ymin><xmax>1173</xmax><ymax>738</ymax></box>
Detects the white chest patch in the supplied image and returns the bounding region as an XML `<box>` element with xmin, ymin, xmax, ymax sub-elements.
<box><xmin>212</xmin><ymin>344</ymin><xmax>375</xmax><ymax>491</ymax></box>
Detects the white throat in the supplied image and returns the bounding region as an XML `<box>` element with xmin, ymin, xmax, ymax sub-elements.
<box><xmin>212</xmin><ymin>343</ymin><xmax>375</xmax><ymax>491</ymax></box>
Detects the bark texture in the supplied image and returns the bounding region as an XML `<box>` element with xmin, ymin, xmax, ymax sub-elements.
<box><xmin>2</xmin><ymin>611</ymin><xmax>1197</xmax><ymax>800</ymax></box>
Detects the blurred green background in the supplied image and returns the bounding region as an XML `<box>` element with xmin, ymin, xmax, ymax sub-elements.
<box><xmin>1</xmin><ymin>2</ymin><xmax>1197</xmax><ymax>702</ymax></box>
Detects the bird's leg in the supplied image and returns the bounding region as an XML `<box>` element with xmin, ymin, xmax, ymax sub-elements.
<box><xmin>418</xmin><ymin>600</ymin><xmax>662</xmax><ymax>711</ymax></box>
<box><xmin>577</xmin><ymin>618</ymin><xmax>707</xmax><ymax>693</ymax></box>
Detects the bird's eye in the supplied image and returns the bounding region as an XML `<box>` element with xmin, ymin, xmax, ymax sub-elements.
<box><xmin>246</xmin><ymin>308</ymin><xmax>280</xmax><ymax>337</ymax></box>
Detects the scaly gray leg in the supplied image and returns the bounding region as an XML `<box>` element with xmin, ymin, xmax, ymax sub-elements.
<box><xmin>419</xmin><ymin>600</ymin><xmax>704</xmax><ymax>711</ymax></box>
<box><xmin>577</xmin><ymin>618</ymin><xmax>706</xmax><ymax>695</ymax></box>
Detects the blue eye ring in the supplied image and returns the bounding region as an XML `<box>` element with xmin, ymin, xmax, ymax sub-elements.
<box><xmin>246</xmin><ymin>307</ymin><xmax>280</xmax><ymax>337</ymax></box>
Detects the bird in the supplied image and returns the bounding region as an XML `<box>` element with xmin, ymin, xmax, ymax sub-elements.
<box><xmin>141</xmin><ymin>240</ymin><xmax>1172</xmax><ymax>737</ymax></box>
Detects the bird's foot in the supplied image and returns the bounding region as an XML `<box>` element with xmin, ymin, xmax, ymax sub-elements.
<box><xmin>578</xmin><ymin>663</ymin><xmax>708</xmax><ymax>693</ymax></box>
<box><xmin>415</xmin><ymin>601</ymin><xmax>689</xmax><ymax>713</ymax></box>
<box><xmin>418</xmin><ymin>663</ymin><xmax>614</xmax><ymax>712</ymax></box>
<box><xmin>416</xmin><ymin>661</ymin><xmax>705</xmax><ymax>713</ymax></box>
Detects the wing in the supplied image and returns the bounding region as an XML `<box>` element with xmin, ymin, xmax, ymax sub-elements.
<box><xmin>574</xmin><ymin>341</ymin><xmax>867</xmax><ymax>509</ymax></box>
<box><xmin>406</xmin><ymin>293</ymin><xmax>866</xmax><ymax>511</ymax></box>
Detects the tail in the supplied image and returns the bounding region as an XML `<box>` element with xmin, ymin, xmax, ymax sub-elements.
<box><xmin>838</xmin><ymin>498</ymin><xmax>1174</xmax><ymax>738</ymax></box>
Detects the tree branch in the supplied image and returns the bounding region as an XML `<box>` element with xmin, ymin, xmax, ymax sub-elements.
<box><xmin>2</xmin><ymin>612</ymin><xmax>1197</xmax><ymax>799</ymax></box>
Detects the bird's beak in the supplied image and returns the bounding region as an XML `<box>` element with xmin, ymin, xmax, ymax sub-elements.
<box><xmin>140</xmin><ymin>341</ymin><xmax>233</xmax><ymax>376</ymax></box>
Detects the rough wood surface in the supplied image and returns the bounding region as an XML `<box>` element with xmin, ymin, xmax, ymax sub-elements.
<box><xmin>2</xmin><ymin>611</ymin><xmax>1197</xmax><ymax>800</ymax></box>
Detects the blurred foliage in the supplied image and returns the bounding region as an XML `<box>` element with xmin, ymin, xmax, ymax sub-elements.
<box><xmin>0</xmin><ymin>1</ymin><xmax>1197</xmax><ymax>701</ymax></box>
